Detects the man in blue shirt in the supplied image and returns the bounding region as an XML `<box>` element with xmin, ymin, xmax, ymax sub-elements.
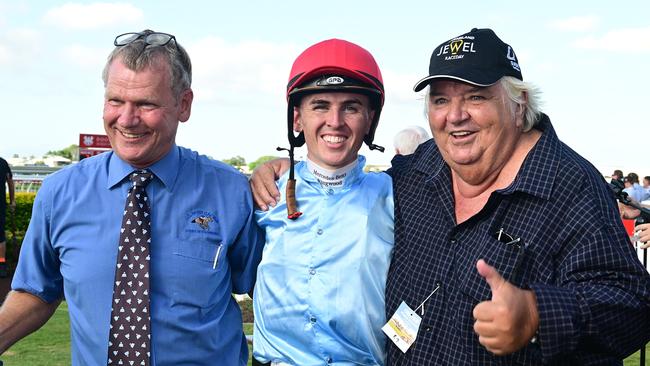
<box><xmin>0</xmin><ymin>30</ymin><xmax>263</xmax><ymax>365</ymax></box>
<box><xmin>252</xmin><ymin>39</ymin><xmax>394</xmax><ymax>366</ymax></box>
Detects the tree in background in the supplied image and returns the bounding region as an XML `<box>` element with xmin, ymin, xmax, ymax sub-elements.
<box><xmin>46</xmin><ymin>144</ymin><xmax>79</xmax><ymax>161</ymax></box>
<box><xmin>222</xmin><ymin>156</ymin><xmax>246</xmax><ymax>171</ymax></box>
<box><xmin>248</xmin><ymin>156</ymin><xmax>278</xmax><ymax>172</ymax></box>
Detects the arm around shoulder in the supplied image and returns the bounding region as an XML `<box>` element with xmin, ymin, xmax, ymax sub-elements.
<box><xmin>249</xmin><ymin>158</ymin><xmax>290</xmax><ymax>210</ymax></box>
<box><xmin>0</xmin><ymin>290</ymin><xmax>61</xmax><ymax>353</ymax></box>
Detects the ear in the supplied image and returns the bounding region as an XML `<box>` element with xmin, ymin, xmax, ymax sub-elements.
<box><xmin>178</xmin><ymin>88</ymin><xmax>194</xmax><ymax>123</ymax></box>
<box><xmin>293</xmin><ymin>106</ymin><xmax>302</xmax><ymax>132</ymax></box>
<box><xmin>514</xmin><ymin>91</ymin><xmax>528</xmax><ymax>128</ymax></box>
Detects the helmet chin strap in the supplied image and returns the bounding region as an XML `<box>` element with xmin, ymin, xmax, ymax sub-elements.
<box><xmin>276</xmin><ymin>146</ymin><xmax>303</xmax><ymax>220</ymax></box>
<box><xmin>368</xmin><ymin>143</ymin><xmax>385</xmax><ymax>152</ymax></box>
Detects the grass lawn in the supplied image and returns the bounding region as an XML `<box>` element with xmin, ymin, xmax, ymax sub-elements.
<box><xmin>2</xmin><ymin>302</ymin><xmax>647</xmax><ymax>365</ymax></box>
<box><xmin>2</xmin><ymin>302</ymin><xmax>255</xmax><ymax>366</ymax></box>
<box><xmin>625</xmin><ymin>346</ymin><xmax>649</xmax><ymax>366</ymax></box>
<box><xmin>2</xmin><ymin>302</ymin><xmax>71</xmax><ymax>365</ymax></box>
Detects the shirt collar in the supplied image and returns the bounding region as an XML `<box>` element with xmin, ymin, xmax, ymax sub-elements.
<box><xmin>412</xmin><ymin>139</ymin><xmax>447</xmax><ymax>186</ymax></box>
<box><xmin>106</xmin><ymin>144</ymin><xmax>181</xmax><ymax>190</ymax></box>
<box><xmin>500</xmin><ymin>114</ymin><xmax>559</xmax><ymax>200</ymax></box>
<box><xmin>297</xmin><ymin>155</ymin><xmax>366</xmax><ymax>190</ymax></box>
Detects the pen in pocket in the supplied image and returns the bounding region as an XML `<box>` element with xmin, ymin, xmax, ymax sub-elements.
<box><xmin>510</xmin><ymin>240</ymin><xmax>527</xmax><ymax>283</ymax></box>
<box><xmin>213</xmin><ymin>244</ymin><xmax>223</xmax><ymax>269</ymax></box>
<box><xmin>494</xmin><ymin>228</ymin><xmax>526</xmax><ymax>283</ymax></box>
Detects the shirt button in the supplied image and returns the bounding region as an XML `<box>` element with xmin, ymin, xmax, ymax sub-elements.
<box><xmin>326</xmin><ymin>357</ymin><xmax>332</xmax><ymax>364</ymax></box>
<box><xmin>310</xmin><ymin>316</ymin><xmax>317</xmax><ymax>323</ymax></box>
<box><xmin>317</xmin><ymin>229</ymin><xmax>323</xmax><ymax>235</ymax></box>
<box><xmin>327</xmin><ymin>188</ymin><xmax>334</xmax><ymax>195</ymax></box>
<box><xmin>309</xmin><ymin>268</ymin><xmax>316</xmax><ymax>275</ymax></box>
<box><xmin>450</xmin><ymin>238</ymin><xmax>457</xmax><ymax>244</ymax></box>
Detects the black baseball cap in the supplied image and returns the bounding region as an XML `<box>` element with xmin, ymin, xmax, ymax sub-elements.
<box><xmin>413</xmin><ymin>28</ymin><xmax>523</xmax><ymax>92</ymax></box>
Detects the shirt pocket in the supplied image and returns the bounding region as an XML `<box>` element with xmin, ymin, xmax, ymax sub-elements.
<box><xmin>175</xmin><ymin>209</ymin><xmax>224</xmax><ymax>262</ymax></box>
<box><xmin>459</xmin><ymin>235</ymin><xmax>526</xmax><ymax>302</ymax></box>
<box><xmin>171</xmin><ymin>210</ymin><xmax>229</xmax><ymax>308</ymax></box>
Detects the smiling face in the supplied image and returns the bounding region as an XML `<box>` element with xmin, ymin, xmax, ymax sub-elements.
<box><xmin>294</xmin><ymin>92</ymin><xmax>374</xmax><ymax>170</ymax></box>
<box><xmin>426</xmin><ymin>79</ymin><xmax>524</xmax><ymax>184</ymax></box>
<box><xmin>103</xmin><ymin>56</ymin><xmax>193</xmax><ymax>168</ymax></box>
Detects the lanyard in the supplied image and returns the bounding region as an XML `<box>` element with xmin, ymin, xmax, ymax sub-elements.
<box><xmin>414</xmin><ymin>283</ymin><xmax>441</xmax><ymax>316</ymax></box>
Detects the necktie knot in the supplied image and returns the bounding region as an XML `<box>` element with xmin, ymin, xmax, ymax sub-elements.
<box><xmin>130</xmin><ymin>169</ymin><xmax>154</xmax><ymax>188</ymax></box>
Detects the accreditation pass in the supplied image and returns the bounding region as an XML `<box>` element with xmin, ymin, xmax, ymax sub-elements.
<box><xmin>382</xmin><ymin>301</ymin><xmax>422</xmax><ymax>353</ymax></box>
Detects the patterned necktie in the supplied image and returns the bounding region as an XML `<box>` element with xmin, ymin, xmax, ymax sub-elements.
<box><xmin>108</xmin><ymin>169</ymin><xmax>154</xmax><ymax>366</ymax></box>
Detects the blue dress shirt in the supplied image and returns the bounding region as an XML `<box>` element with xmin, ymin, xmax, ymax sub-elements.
<box><xmin>12</xmin><ymin>145</ymin><xmax>264</xmax><ymax>365</ymax></box>
<box><xmin>253</xmin><ymin>156</ymin><xmax>394</xmax><ymax>366</ymax></box>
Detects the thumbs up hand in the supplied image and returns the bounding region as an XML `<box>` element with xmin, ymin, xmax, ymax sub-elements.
<box><xmin>472</xmin><ymin>259</ymin><xmax>539</xmax><ymax>355</ymax></box>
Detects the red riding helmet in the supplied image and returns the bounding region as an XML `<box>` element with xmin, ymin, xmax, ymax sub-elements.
<box><xmin>286</xmin><ymin>38</ymin><xmax>385</xmax><ymax>152</ymax></box>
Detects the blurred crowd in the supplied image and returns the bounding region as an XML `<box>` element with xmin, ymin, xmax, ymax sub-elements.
<box><xmin>611</xmin><ymin>169</ymin><xmax>650</xmax><ymax>248</ymax></box>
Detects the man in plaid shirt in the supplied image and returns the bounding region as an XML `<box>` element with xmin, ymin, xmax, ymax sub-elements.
<box><xmin>251</xmin><ymin>27</ymin><xmax>650</xmax><ymax>365</ymax></box>
<box><xmin>385</xmin><ymin>28</ymin><xmax>650</xmax><ymax>365</ymax></box>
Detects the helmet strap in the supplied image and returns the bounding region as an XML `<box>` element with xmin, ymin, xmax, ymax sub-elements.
<box><xmin>276</xmin><ymin>146</ymin><xmax>302</xmax><ymax>220</ymax></box>
<box><xmin>367</xmin><ymin>143</ymin><xmax>385</xmax><ymax>152</ymax></box>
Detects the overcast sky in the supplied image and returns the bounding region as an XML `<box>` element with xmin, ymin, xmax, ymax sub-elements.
<box><xmin>1</xmin><ymin>1</ymin><xmax>649</xmax><ymax>175</ymax></box>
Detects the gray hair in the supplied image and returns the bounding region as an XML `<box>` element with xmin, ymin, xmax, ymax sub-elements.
<box><xmin>422</xmin><ymin>76</ymin><xmax>543</xmax><ymax>132</ymax></box>
<box><xmin>102</xmin><ymin>30</ymin><xmax>192</xmax><ymax>99</ymax></box>
<box><xmin>393</xmin><ymin>125</ymin><xmax>430</xmax><ymax>155</ymax></box>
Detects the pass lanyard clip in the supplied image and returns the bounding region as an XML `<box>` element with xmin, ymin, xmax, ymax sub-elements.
<box><xmin>414</xmin><ymin>283</ymin><xmax>441</xmax><ymax>316</ymax></box>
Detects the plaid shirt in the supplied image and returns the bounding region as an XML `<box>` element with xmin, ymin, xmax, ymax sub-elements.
<box><xmin>386</xmin><ymin>114</ymin><xmax>650</xmax><ymax>365</ymax></box>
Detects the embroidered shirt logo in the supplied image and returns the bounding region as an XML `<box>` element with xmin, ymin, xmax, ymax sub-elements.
<box><xmin>192</xmin><ymin>216</ymin><xmax>214</xmax><ymax>230</ymax></box>
<box><xmin>185</xmin><ymin>210</ymin><xmax>219</xmax><ymax>234</ymax></box>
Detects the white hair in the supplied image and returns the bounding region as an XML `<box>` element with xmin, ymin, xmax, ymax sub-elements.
<box><xmin>498</xmin><ymin>77</ymin><xmax>543</xmax><ymax>132</ymax></box>
<box><xmin>393</xmin><ymin>125</ymin><xmax>431</xmax><ymax>155</ymax></box>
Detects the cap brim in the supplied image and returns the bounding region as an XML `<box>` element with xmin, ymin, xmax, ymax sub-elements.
<box><xmin>413</xmin><ymin>75</ymin><xmax>494</xmax><ymax>92</ymax></box>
